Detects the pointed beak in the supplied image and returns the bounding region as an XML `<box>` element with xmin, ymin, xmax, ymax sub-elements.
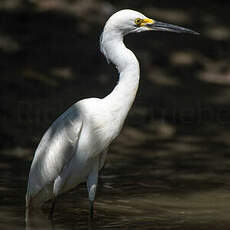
<box><xmin>146</xmin><ymin>20</ymin><xmax>199</xmax><ymax>35</ymax></box>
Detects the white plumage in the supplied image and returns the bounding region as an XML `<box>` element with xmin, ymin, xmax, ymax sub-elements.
<box><xmin>26</xmin><ymin>9</ymin><xmax>198</xmax><ymax>217</ymax></box>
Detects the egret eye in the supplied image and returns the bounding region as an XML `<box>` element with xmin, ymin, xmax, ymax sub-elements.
<box><xmin>135</xmin><ymin>18</ymin><xmax>142</xmax><ymax>26</ymax></box>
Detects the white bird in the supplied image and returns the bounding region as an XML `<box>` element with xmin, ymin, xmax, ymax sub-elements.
<box><xmin>26</xmin><ymin>9</ymin><xmax>198</xmax><ymax>218</ymax></box>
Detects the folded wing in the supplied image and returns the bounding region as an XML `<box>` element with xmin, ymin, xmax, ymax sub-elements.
<box><xmin>26</xmin><ymin>104</ymin><xmax>83</xmax><ymax>206</ymax></box>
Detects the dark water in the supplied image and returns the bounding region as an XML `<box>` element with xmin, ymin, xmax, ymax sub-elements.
<box><xmin>1</xmin><ymin>126</ymin><xmax>230</xmax><ymax>230</ymax></box>
<box><xmin>1</xmin><ymin>0</ymin><xmax>230</xmax><ymax>229</ymax></box>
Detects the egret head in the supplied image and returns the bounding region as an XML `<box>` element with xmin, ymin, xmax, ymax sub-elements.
<box><xmin>103</xmin><ymin>9</ymin><xmax>199</xmax><ymax>36</ymax></box>
<box><xmin>100</xmin><ymin>9</ymin><xmax>198</xmax><ymax>65</ymax></box>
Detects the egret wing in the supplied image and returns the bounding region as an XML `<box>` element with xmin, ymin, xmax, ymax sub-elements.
<box><xmin>26</xmin><ymin>104</ymin><xmax>83</xmax><ymax>202</ymax></box>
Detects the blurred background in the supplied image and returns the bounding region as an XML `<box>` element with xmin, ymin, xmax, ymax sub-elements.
<box><xmin>1</xmin><ymin>0</ymin><xmax>230</xmax><ymax>229</ymax></box>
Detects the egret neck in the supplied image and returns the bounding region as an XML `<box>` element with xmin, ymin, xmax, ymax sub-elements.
<box><xmin>101</xmin><ymin>28</ymin><xmax>140</xmax><ymax>122</ymax></box>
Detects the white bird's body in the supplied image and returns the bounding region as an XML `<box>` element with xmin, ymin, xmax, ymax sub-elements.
<box><xmin>26</xmin><ymin>96</ymin><xmax>135</xmax><ymax>207</ymax></box>
<box><xmin>26</xmin><ymin>9</ymin><xmax>198</xmax><ymax>217</ymax></box>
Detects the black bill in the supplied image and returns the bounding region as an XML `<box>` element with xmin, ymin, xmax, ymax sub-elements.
<box><xmin>148</xmin><ymin>20</ymin><xmax>199</xmax><ymax>35</ymax></box>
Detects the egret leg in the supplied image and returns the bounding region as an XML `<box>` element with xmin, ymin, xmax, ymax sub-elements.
<box><xmin>87</xmin><ymin>158</ymin><xmax>99</xmax><ymax>219</ymax></box>
<box><xmin>49</xmin><ymin>199</ymin><xmax>56</xmax><ymax>220</ymax></box>
<box><xmin>89</xmin><ymin>200</ymin><xmax>94</xmax><ymax>219</ymax></box>
<box><xmin>87</xmin><ymin>182</ymin><xmax>97</xmax><ymax>219</ymax></box>
<box><xmin>25</xmin><ymin>207</ymin><xmax>31</xmax><ymax>228</ymax></box>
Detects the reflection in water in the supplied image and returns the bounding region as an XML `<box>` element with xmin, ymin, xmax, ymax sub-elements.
<box><xmin>25</xmin><ymin>207</ymin><xmax>97</xmax><ymax>230</ymax></box>
<box><xmin>25</xmin><ymin>210</ymin><xmax>53</xmax><ymax>230</ymax></box>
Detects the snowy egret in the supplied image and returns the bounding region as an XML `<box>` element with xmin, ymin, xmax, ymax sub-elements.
<box><xmin>26</xmin><ymin>9</ymin><xmax>198</xmax><ymax>218</ymax></box>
